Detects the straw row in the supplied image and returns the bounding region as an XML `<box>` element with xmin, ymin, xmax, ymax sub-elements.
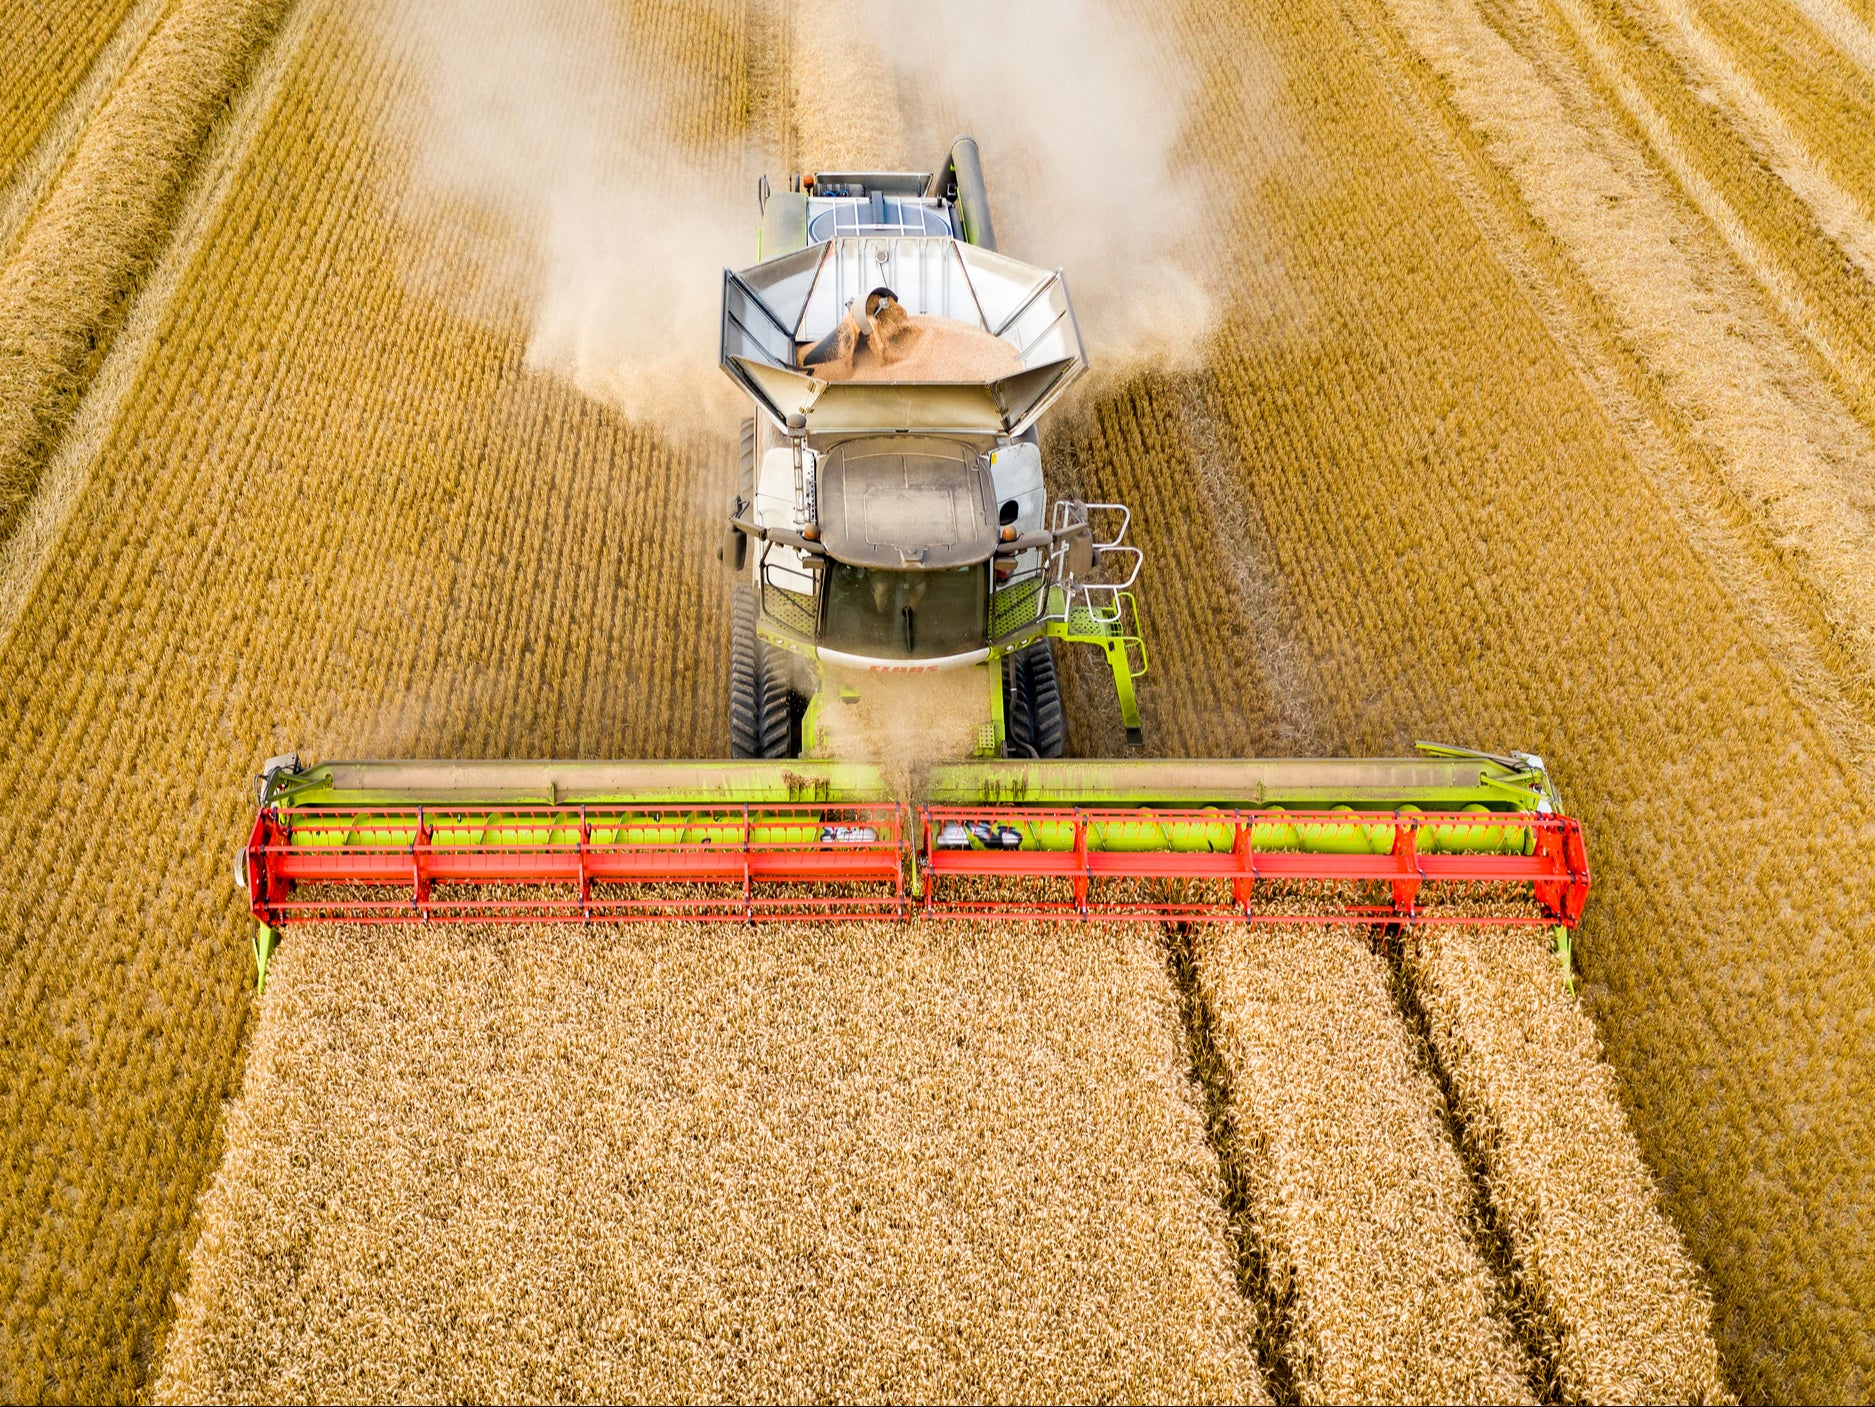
<box><xmin>0</xmin><ymin>0</ymin><xmax>144</xmax><ymax>179</ymax></box>
<box><xmin>1190</xmin><ymin>913</ymin><xmax>1532</xmax><ymax>1403</ymax></box>
<box><xmin>0</xmin><ymin>0</ymin><xmax>291</xmax><ymax>548</ymax></box>
<box><xmin>1403</xmin><ymin>920</ymin><xmax>1730</xmax><ymax>1403</ymax></box>
<box><xmin>155</xmin><ymin>919</ymin><xmax>1267</xmax><ymax>1403</ymax></box>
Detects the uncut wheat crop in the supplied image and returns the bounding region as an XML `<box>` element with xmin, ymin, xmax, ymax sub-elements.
<box><xmin>155</xmin><ymin>919</ymin><xmax>1266</xmax><ymax>1405</ymax></box>
<box><xmin>1188</xmin><ymin>915</ymin><xmax>1531</xmax><ymax>1403</ymax></box>
<box><xmin>1404</xmin><ymin>920</ymin><xmax>1731</xmax><ymax>1403</ymax></box>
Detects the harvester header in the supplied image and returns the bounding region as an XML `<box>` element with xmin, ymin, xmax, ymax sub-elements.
<box><xmin>239</xmin><ymin>748</ymin><xmax>1590</xmax><ymax>990</ymax></box>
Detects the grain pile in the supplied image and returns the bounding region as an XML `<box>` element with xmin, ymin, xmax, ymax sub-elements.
<box><xmin>1190</xmin><ymin>918</ymin><xmax>1531</xmax><ymax>1403</ymax></box>
<box><xmin>156</xmin><ymin>920</ymin><xmax>1266</xmax><ymax>1404</ymax></box>
<box><xmin>811</xmin><ymin>304</ymin><xmax>1023</xmax><ymax>384</ymax></box>
<box><xmin>1403</xmin><ymin>921</ymin><xmax>1730</xmax><ymax>1403</ymax></box>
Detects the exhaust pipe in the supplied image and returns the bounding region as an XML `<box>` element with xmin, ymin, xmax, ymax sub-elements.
<box><xmin>940</xmin><ymin>135</ymin><xmax>997</xmax><ymax>252</ymax></box>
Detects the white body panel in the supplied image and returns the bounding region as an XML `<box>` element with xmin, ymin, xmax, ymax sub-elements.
<box><xmin>752</xmin><ymin>445</ymin><xmax>817</xmax><ymax>593</ymax></box>
<box><xmin>818</xmin><ymin>645</ymin><xmax>991</xmax><ymax>672</ymax></box>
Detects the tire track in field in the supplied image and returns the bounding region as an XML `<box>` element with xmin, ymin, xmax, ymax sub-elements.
<box><xmin>1360</xmin><ymin>0</ymin><xmax>1875</xmax><ymax>783</ymax></box>
<box><xmin>0</xmin><ymin>0</ymin><xmax>299</xmax><ymax>552</ymax></box>
<box><xmin>0</xmin><ymin>0</ymin><xmax>319</xmax><ymax>651</ymax></box>
<box><xmin>1635</xmin><ymin>0</ymin><xmax>1875</xmax><ymax>277</ymax></box>
<box><xmin>1541</xmin><ymin>0</ymin><xmax>1875</xmax><ymax>430</ymax></box>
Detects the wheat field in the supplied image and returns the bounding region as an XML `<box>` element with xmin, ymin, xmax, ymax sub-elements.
<box><xmin>154</xmin><ymin>921</ymin><xmax>1267</xmax><ymax>1405</ymax></box>
<box><xmin>0</xmin><ymin>0</ymin><xmax>147</xmax><ymax>182</ymax></box>
<box><xmin>1405</xmin><ymin>919</ymin><xmax>1730</xmax><ymax>1402</ymax></box>
<box><xmin>0</xmin><ymin>0</ymin><xmax>1872</xmax><ymax>1398</ymax></box>
<box><xmin>1189</xmin><ymin>919</ymin><xmax>1532</xmax><ymax>1403</ymax></box>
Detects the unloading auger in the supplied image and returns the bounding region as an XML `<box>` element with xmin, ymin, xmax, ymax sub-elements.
<box><xmin>237</xmin><ymin>140</ymin><xmax>1592</xmax><ymax>990</ymax></box>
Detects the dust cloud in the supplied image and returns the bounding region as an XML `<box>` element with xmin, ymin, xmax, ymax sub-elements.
<box><xmin>811</xmin><ymin>664</ymin><xmax>993</xmax><ymax>783</ymax></box>
<box><xmin>386</xmin><ymin>0</ymin><xmax>1285</xmax><ymax>428</ymax></box>
<box><xmin>384</xmin><ymin>0</ymin><xmax>755</xmax><ymax>442</ymax></box>
<box><xmin>856</xmin><ymin>0</ymin><xmax>1284</xmax><ymax>371</ymax></box>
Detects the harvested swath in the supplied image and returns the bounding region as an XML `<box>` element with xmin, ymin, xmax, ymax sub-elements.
<box><xmin>0</xmin><ymin>0</ymin><xmax>289</xmax><ymax>548</ymax></box>
<box><xmin>1403</xmin><ymin>920</ymin><xmax>1730</xmax><ymax>1403</ymax></box>
<box><xmin>1192</xmin><ymin>916</ymin><xmax>1532</xmax><ymax>1404</ymax></box>
<box><xmin>0</xmin><ymin>0</ymin><xmax>165</xmax><ymax>256</ymax></box>
<box><xmin>0</xmin><ymin>0</ymin><xmax>143</xmax><ymax>179</ymax></box>
<box><xmin>157</xmin><ymin>919</ymin><xmax>1267</xmax><ymax>1404</ymax></box>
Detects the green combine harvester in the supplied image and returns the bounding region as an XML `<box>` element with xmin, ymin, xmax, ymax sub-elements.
<box><xmin>239</xmin><ymin>139</ymin><xmax>1591</xmax><ymax>988</ymax></box>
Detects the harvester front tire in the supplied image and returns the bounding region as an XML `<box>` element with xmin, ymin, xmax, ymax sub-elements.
<box><xmin>1004</xmin><ymin>642</ymin><xmax>1065</xmax><ymax>759</ymax></box>
<box><xmin>730</xmin><ymin>586</ymin><xmax>793</xmax><ymax>759</ymax></box>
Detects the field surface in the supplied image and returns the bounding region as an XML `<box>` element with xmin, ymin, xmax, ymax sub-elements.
<box><xmin>155</xmin><ymin>921</ymin><xmax>1266</xmax><ymax>1404</ymax></box>
<box><xmin>1192</xmin><ymin>922</ymin><xmax>1532</xmax><ymax>1404</ymax></box>
<box><xmin>0</xmin><ymin>0</ymin><xmax>147</xmax><ymax>184</ymax></box>
<box><xmin>0</xmin><ymin>0</ymin><xmax>1871</xmax><ymax>1399</ymax></box>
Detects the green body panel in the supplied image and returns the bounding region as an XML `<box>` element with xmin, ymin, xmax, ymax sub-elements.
<box><xmin>1043</xmin><ymin>588</ymin><xmax>1147</xmax><ymax>736</ymax></box>
<box><xmin>283</xmin><ymin>816</ymin><xmax>865</xmax><ymax>849</ymax></box>
<box><xmin>921</xmin><ymin>755</ymin><xmax>1556</xmax><ymax>811</ymax></box>
<box><xmin>252</xmin><ymin>925</ymin><xmax>277</xmax><ymax>993</ymax></box>
<box><xmin>268</xmin><ymin>758</ymin><xmax>894</xmax><ymax>807</ymax></box>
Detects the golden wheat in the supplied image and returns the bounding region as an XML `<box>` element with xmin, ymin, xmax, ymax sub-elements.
<box><xmin>1405</xmin><ymin>920</ymin><xmax>1730</xmax><ymax>1402</ymax></box>
<box><xmin>0</xmin><ymin>0</ymin><xmax>171</xmax><ymax>258</ymax></box>
<box><xmin>0</xmin><ymin>0</ymin><xmax>290</xmax><ymax>549</ymax></box>
<box><xmin>4</xmin><ymin>0</ymin><xmax>1874</xmax><ymax>1399</ymax></box>
<box><xmin>1192</xmin><ymin>918</ymin><xmax>1531</xmax><ymax>1403</ymax></box>
<box><xmin>1118</xmin><ymin>0</ymin><xmax>1875</xmax><ymax>1395</ymax></box>
<box><xmin>0</xmin><ymin>0</ymin><xmax>145</xmax><ymax>180</ymax></box>
<box><xmin>155</xmin><ymin>920</ymin><xmax>1266</xmax><ymax>1405</ymax></box>
<box><xmin>1545</xmin><ymin>0</ymin><xmax>1875</xmax><ymax>425</ymax></box>
<box><xmin>1377</xmin><ymin>0</ymin><xmax>1875</xmax><ymax>742</ymax></box>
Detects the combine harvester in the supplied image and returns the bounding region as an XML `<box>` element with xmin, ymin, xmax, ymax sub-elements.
<box><xmin>238</xmin><ymin>139</ymin><xmax>1590</xmax><ymax>988</ymax></box>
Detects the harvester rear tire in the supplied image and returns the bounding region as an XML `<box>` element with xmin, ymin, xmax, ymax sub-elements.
<box><xmin>1004</xmin><ymin>642</ymin><xmax>1065</xmax><ymax>759</ymax></box>
<box><xmin>730</xmin><ymin>585</ymin><xmax>793</xmax><ymax>759</ymax></box>
<box><xmin>1028</xmin><ymin>642</ymin><xmax>1065</xmax><ymax>757</ymax></box>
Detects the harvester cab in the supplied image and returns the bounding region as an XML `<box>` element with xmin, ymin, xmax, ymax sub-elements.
<box><xmin>719</xmin><ymin>138</ymin><xmax>1145</xmax><ymax>760</ymax></box>
<box><xmin>235</xmin><ymin>137</ymin><xmax>1593</xmax><ymax>995</ymax></box>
